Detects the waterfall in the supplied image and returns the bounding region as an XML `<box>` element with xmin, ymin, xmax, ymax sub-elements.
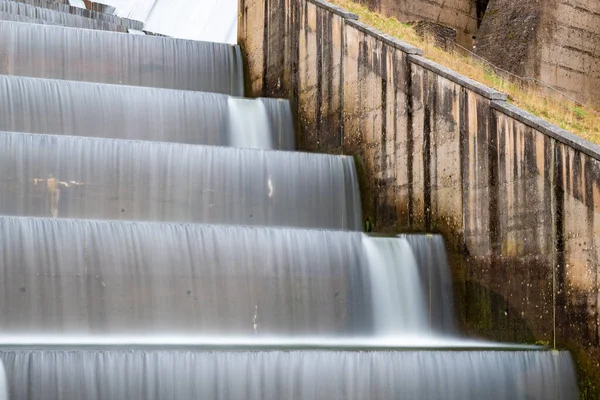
<box><xmin>0</xmin><ymin>75</ymin><xmax>292</xmax><ymax>149</ymax></box>
<box><xmin>0</xmin><ymin>132</ymin><xmax>359</xmax><ymax>228</ymax></box>
<box><xmin>0</xmin><ymin>19</ymin><xmax>244</xmax><ymax>94</ymax></box>
<box><xmin>0</xmin><ymin>217</ymin><xmax>369</xmax><ymax>336</ymax></box>
<box><xmin>363</xmin><ymin>237</ymin><xmax>430</xmax><ymax>336</ymax></box>
<box><xmin>0</xmin><ymin>2</ymin><xmax>582</xmax><ymax>398</ymax></box>
<box><xmin>227</xmin><ymin>97</ymin><xmax>273</xmax><ymax>149</ymax></box>
<box><xmin>0</xmin><ymin>349</ymin><xmax>579</xmax><ymax>400</ymax></box>
<box><xmin>0</xmin><ymin>360</ymin><xmax>5</xmax><ymax>400</ymax></box>
<box><xmin>400</xmin><ymin>234</ymin><xmax>457</xmax><ymax>334</ymax></box>
<box><xmin>0</xmin><ymin>0</ymin><xmax>128</xmax><ymax>31</ymax></box>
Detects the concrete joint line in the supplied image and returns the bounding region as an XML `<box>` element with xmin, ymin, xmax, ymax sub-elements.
<box><xmin>408</xmin><ymin>54</ymin><xmax>507</xmax><ymax>101</ymax></box>
<box><xmin>491</xmin><ymin>100</ymin><xmax>600</xmax><ymax>161</ymax></box>
<box><xmin>306</xmin><ymin>0</ymin><xmax>358</xmax><ymax>20</ymax></box>
<box><xmin>344</xmin><ymin>19</ymin><xmax>423</xmax><ymax>55</ymax></box>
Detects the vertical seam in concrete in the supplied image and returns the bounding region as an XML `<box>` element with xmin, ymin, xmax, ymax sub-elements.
<box><xmin>488</xmin><ymin>104</ymin><xmax>500</xmax><ymax>260</ymax></box>
<box><xmin>339</xmin><ymin>18</ymin><xmax>345</xmax><ymax>153</ymax></box>
<box><xmin>315</xmin><ymin>9</ymin><xmax>323</xmax><ymax>151</ymax></box>
<box><xmin>423</xmin><ymin>70</ymin><xmax>432</xmax><ymax>231</ymax></box>
<box><xmin>584</xmin><ymin>156</ymin><xmax>599</xmax><ymax>346</ymax></box>
<box><xmin>406</xmin><ymin>57</ymin><xmax>414</xmax><ymax>228</ymax></box>
<box><xmin>460</xmin><ymin>88</ymin><xmax>469</xmax><ymax>254</ymax></box>
<box><xmin>381</xmin><ymin>44</ymin><xmax>388</xmax><ymax>177</ymax></box>
<box><xmin>553</xmin><ymin>141</ymin><xmax>566</xmax><ymax>347</ymax></box>
<box><xmin>326</xmin><ymin>13</ymin><xmax>334</xmax><ymax>150</ymax></box>
<box><xmin>261</xmin><ymin>0</ymin><xmax>269</xmax><ymax>94</ymax></box>
<box><xmin>291</xmin><ymin>0</ymin><xmax>300</xmax><ymax>148</ymax></box>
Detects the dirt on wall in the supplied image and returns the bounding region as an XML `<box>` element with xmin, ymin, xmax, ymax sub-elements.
<box><xmin>474</xmin><ymin>0</ymin><xmax>544</xmax><ymax>77</ymax></box>
<box><xmin>477</xmin><ymin>0</ymin><xmax>600</xmax><ymax>108</ymax></box>
<box><xmin>355</xmin><ymin>0</ymin><xmax>485</xmax><ymax>47</ymax></box>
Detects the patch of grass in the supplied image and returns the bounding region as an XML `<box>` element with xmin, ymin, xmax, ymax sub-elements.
<box><xmin>329</xmin><ymin>0</ymin><xmax>600</xmax><ymax>144</ymax></box>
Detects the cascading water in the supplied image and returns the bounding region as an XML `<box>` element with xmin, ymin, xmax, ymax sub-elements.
<box><xmin>0</xmin><ymin>19</ymin><xmax>244</xmax><ymax>94</ymax></box>
<box><xmin>0</xmin><ymin>75</ymin><xmax>293</xmax><ymax>149</ymax></box>
<box><xmin>0</xmin><ymin>0</ymin><xmax>128</xmax><ymax>31</ymax></box>
<box><xmin>0</xmin><ymin>2</ymin><xmax>581</xmax><ymax>399</ymax></box>
<box><xmin>227</xmin><ymin>97</ymin><xmax>273</xmax><ymax>149</ymax></box>
<box><xmin>0</xmin><ymin>350</ymin><xmax>579</xmax><ymax>400</ymax></box>
<box><xmin>0</xmin><ymin>216</ymin><xmax>368</xmax><ymax>335</ymax></box>
<box><xmin>0</xmin><ymin>132</ymin><xmax>361</xmax><ymax>228</ymax></box>
<box><xmin>11</xmin><ymin>0</ymin><xmax>143</xmax><ymax>29</ymax></box>
<box><xmin>363</xmin><ymin>237</ymin><xmax>430</xmax><ymax>336</ymax></box>
<box><xmin>0</xmin><ymin>360</ymin><xmax>5</xmax><ymax>400</ymax></box>
<box><xmin>400</xmin><ymin>234</ymin><xmax>457</xmax><ymax>334</ymax></box>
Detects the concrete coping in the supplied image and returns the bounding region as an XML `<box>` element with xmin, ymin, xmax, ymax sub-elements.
<box><xmin>306</xmin><ymin>0</ymin><xmax>358</xmax><ymax>20</ymax></box>
<box><xmin>408</xmin><ymin>54</ymin><xmax>507</xmax><ymax>100</ymax></box>
<box><xmin>345</xmin><ymin>19</ymin><xmax>423</xmax><ymax>55</ymax></box>
<box><xmin>492</xmin><ymin>101</ymin><xmax>600</xmax><ymax>161</ymax></box>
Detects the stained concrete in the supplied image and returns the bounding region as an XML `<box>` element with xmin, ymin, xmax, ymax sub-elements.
<box><xmin>239</xmin><ymin>0</ymin><xmax>600</xmax><ymax>395</ymax></box>
<box><xmin>353</xmin><ymin>0</ymin><xmax>487</xmax><ymax>47</ymax></box>
<box><xmin>478</xmin><ymin>0</ymin><xmax>600</xmax><ymax>108</ymax></box>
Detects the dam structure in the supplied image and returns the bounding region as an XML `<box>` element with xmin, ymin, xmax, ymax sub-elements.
<box><xmin>0</xmin><ymin>1</ymin><xmax>580</xmax><ymax>399</ymax></box>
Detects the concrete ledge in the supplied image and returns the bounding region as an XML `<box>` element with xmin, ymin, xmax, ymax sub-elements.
<box><xmin>345</xmin><ymin>19</ymin><xmax>423</xmax><ymax>55</ymax></box>
<box><xmin>306</xmin><ymin>0</ymin><xmax>358</xmax><ymax>20</ymax></box>
<box><xmin>492</xmin><ymin>101</ymin><xmax>600</xmax><ymax>161</ymax></box>
<box><xmin>408</xmin><ymin>55</ymin><xmax>507</xmax><ymax>101</ymax></box>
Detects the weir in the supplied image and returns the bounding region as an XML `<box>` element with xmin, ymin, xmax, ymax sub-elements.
<box><xmin>0</xmin><ymin>0</ymin><xmax>128</xmax><ymax>31</ymax></box>
<box><xmin>0</xmin><ymin>1</ymin><xmax>581</xmax><ymax>399</ymax></box>
<box><xmin>0</xmin><ymin>132</ymin><xmax>358</xmax><ymax>227</ymax></box>
<box><xmin>0</xmin><ymin>75</ymin><xmax>293</xmax><ymax>149</ymax></box>
<box><xmin>0</xmin><ymin>20</ymin><xmax>243</xmax><ymax>93</ymax></box>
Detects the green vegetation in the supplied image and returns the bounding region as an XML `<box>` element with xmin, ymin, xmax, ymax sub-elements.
<box><xmin>330</xmin><ymin>0</ymin><xmax>600</xmax><ymax>144</ymax></box>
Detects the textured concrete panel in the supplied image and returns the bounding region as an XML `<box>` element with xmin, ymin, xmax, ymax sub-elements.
<box><xmin>239</xmin><ymin>0</ymin><xmax>600</xmax><ymax>394</ymax></box>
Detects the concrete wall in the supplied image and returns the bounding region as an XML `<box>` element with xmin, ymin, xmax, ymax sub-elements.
<box><xmin>353</xmin><ymin>0</ymin><xmax>486</xmax><ymax>47</ymax></box>
<box><xmin>239</xmin><ymin>0</ymin><xmax>600</xmax><ymax>394</ymax></box>
<box><xmin>478</xmin><ymin>0</ymin><xmax>600</xmax><ymax>108</ymax></box>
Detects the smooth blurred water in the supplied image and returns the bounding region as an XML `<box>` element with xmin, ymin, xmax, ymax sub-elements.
<box><xmin>0</xmin><ymin>19</ymin><xmax>244</xmax><ymax>94</ymax></box>
<box><xmin>400</xmin><ymin>234</ymin><xmax>456</xmax><ymax>334</ymax></box>
<box><xmin>10</xmin><ymin>0</ymin><xmax>143</xmax><ymax>29</ymax></box>
<box><xmin>0</xmin><ymin>217</ymin><xmax>370</xmax><ymax>335</ymax></box>
<box><xmin>0</xmin><ymin>75</ymin><xmax>293</xmax><ymax>149</ymax></box>
<box><xmin>0</xmin><ymin>2</ymin><xmax>582</xmax><ymax>398</ymax></box>
<box><xmin>0</xmin><ymin>0</ymin><xmax>128</xmax><ymax>31</ymax></box>
<box><xmin>227</xmin><ymin>98</ymin><xmax>273</xmax><ymax>149</ymax></box>
<box><xmin>0</xmin><ymin>359</ymin><xmax>5</xmax><ymax>400</ymax></box>
<box><xmin>0</xmin><ymin>349</ymin><xmax>579</xmax><ymax>400</ymax></box>
<box><xmin>0</xmin><ymin>132</ymin><xmax>360</xmax><ymax>228</ymax></box>
<box><xmin>363</xmin><ymin>237</ymin><xmax>431</xmax><ymax>335</ymax></box>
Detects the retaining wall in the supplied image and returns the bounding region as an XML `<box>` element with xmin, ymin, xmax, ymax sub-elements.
<box><xmin>238</xmin><ymin>0</ymin><xmax>600</xmax><ymax>395</ymax></box>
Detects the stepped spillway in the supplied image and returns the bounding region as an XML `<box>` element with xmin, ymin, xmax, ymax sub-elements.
<box><xmin>0</xmin><ymin>1</ymin><xmax>581</xmax><ymax>399</ymax></box>
<box><xmin>0</xmin><ymin>0</ymin><xmax>128</xmax><ymax>31</ymax></box>
<box><xmin>0</xmin><ymin>75</ymin><xmax>294</xmax><ymax>149</ymax></box>
<box><xmin>0</xmin><ymin>19</ymin><xmax>243</xmax><ymax>93</ymax></box>
<box><xmin>0</xmin><ymin>132</ymin><xmax>359</xmax><ymax>227</ymax></box>
<box><xmin>0</xmin><ymin>349</ymin><xmax>579</xmax><ymax>400</ymax></box>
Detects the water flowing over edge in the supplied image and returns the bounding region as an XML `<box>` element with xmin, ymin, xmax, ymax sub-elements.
<box><xmin>0</xmin><ymin>131</ymin><xmax>357</xmax><ymax>228</ymax></box>
<box><xmin>0</xmin><ymin>75</ymin><xmax>293</xmax><ymax>149</ymax></box>
<box><xmin>0</xmin><ymin>349</ymin><xmax>579</xmax><ymax>400</ymax></box>
<box><xmin>0</xmin><ymin>19</ymin><xmax>243</xmax><ymax>94</ymax></box>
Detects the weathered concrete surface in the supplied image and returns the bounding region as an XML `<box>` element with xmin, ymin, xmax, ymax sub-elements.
<box><xmin>239</xmin><ymin>0</ymin><xmax>600</xmax><ymax>395</ymax></box>
<box><xmin>477</xmin><ymin>0</ymin><xmax>600</xmax><ymax>108</ymax></box>
<box><xmin>353</xmin><ymin>0</ymin><xmax>488</xmax><ymax>47</ymax></box>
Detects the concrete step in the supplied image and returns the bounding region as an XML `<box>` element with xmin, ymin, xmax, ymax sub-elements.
<box><xmin>0</xmin><ymin>0</ymin><xmax>128</xmax><ymax>31</ymax></box>
<box><xmin>0</xmin><ymin>75</ymin><xmax>293</xmax><ymax>149</ymax></box>
<box><xmin>0</xmin><ymin>348</ymin><xmax>579</xmax><ymax>399</ymax></box>
<box><xmin>0</xmin><ymin>9</ymin><xmax>59</xmax><ymax>24</ymax></box>
<box><xmin>10</xmin><ymin>0</ymin><xmax>143</xmax><ymax>29</ymax></box>
<box><xmin>0</xmin><ymin>131</ymin><xmax>359</xmax><ymax>229</ymax></box>
<box><xmin>0</xmin><ymin>216</ymin><xmax>363</xmax><ymax>335</ymax></box>
<box><xmin>0</xmin><ymin>20</ymin><xmax>242</xmax><ymax>93</ymax></box>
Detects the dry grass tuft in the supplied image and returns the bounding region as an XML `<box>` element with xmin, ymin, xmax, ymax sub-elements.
<box><xmin>330</xmin><ymin>0</ymin><xmax>600</xmax><ymax>144</ymax></box>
